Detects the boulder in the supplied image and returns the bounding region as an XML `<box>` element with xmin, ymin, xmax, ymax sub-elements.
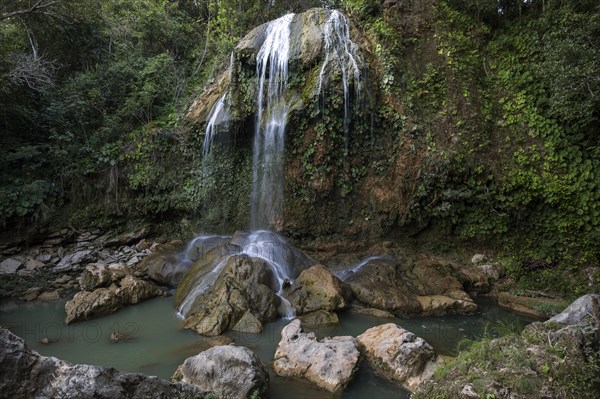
<box><xmin>417</xmin><ymin>295</ymin><xmax>477</xmax><ymax>316</ymax></box>
<box><xmin>0</xmin><ymin>327</ymin><xmax>209</xmax><ymax>399</ymax></box>
<box><xmin>356</xmin><ymin>323</ymin><xmax>442</xmax><ymax>391</ymax></box>
<box><xmin>273</xmin><ymin>319</ymin><xmax>360</xmax><ymax>392</ymax></box>
<box><xmin>0</xmin><ymin>258</ymin><xmax>22</xmax><ymax>274</ymax></box>
<box><xmin>547</xmin><ymin>294</ymin><xmax>600</xmax><ymax>325</ymax></box>
<box><xmin>79</xmin><ymin>264</ymin><xmax>112</xmax><ymax>291</ymax></box>
<box><xmin>346</xmin><ymin>257</ymin><xmax>422</xmax><ymax>315</ymax></box>
<box><xmin>287</xmin><ymin>265</ymin><xmax>347</xmax><ymax>314</ymax></box>
<box><xmin>406</xmin><ymin>256</ymin><xmax>480</xmax><ymax>311</ymax></box>
<box><xmin>65</xmin><ymin>288</ymin><xmax>121</xmax><ymax>324</ymax></box>
<box><xmin>116</xmin><ymin>275</ymin><xmax>165</xmax><ymax>304</ymax></box>
<box><xmin>180</xmin><ymin>255</ymin><xmax>279</xmax><ymax>336</ymax></box>
<box><xmin>65</xmin><ymin>277</ymin><xmax>166</xmax><ymax>324</ymax></box>
<box><xmin>139</xmin><ymin>249</ymin><xmax>191</xmax><ymax>288</ymax></box>
<box><xmin>174</xmin><ymin>345</ymin><xmax>269</xmax><ymax>399</ymax></box>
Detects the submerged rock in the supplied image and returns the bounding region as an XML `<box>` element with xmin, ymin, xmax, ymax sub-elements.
<box><xmin>174</xmin><ymin>345</ymin><xmax>269</xmax><ymax>399</ymax></box>
<box><xmin>0</xmin><ymin>327</ymin><xmax>210</xmax><ymax>399</ymax></box>
<box><xmin>356</xmin><ymin>323</ymin><xmax>442</xmax><ymax>391</ymax></box>
<box><xmin>287</xmin><ymin>265</ymin><xmax>348</xmax><ymax>314</ymax></box>
<box><xmin>273</xmin><ymin>319</ymin><xmax>360</xmax><ymax>392</ymax></box>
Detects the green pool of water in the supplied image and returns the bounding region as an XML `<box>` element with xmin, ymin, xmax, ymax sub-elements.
<box><xmin>0</xmin><ymin>296</ymin><xmax>535</xmax><ymax>398</ymax></box>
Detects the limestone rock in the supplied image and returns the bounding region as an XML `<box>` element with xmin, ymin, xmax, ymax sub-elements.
<box><xmin>104</xmin><ymin>228</ymin><xmax>148</xmax><ymax>247</ymax></box>
<box><xmin>356</xmin><ymin>323</ymin><xmax>442</xmax><ymax>391</ymax></box>
<box><xmin>65</xmin><ymin>288</ymin><xmax>121</xmax><ymax>324</ymax></box>
<box><xmin>25</xmin><ymin>259</ymin><xmax>45</xmax><ymax>271</ymax></box>
<box><xmin>288</xmin><ymin>265</ymin><xmax>347</xmax><ymax>314</ymax></box>
<box><xmin>0</xmin><ymin>327</ymin><xmax>208</xmax><ymax>399</ymax></box>
<box><xmin>116</xmin><ymin>275</ymin><xmax>165</xmax><ymax>304</ymax></box>
<box><xmin>140</xmin><ymin>246</ymin><xmax>194</xmax><ymax>287</ymax></box>
<box><xmin>65</xmin><ymin>276</ymin><xmax>166</xmax><ymax>324</ymax></box>
<box><xmin>417</xmin><ymin>295</ymin><xmax>477</xmax><ymax>316</ymax></box>
<box><xmin>346</xmin><ymin>257</ymin><xmax>422</xmax><ymax>315</ymax></box>
<box><xmin>179</xmin><ymin>255</ymin><xmax>279</xmax><ymax>336</ymax></box>
<box><xmin>176</xmin><ymin>345</ymin><xmax>269</xmax><ymax>399</ymax></box>
<box><xmin>273</xmin><ymin>319</ymin><xmax>359</xmax><ymax>392</ymax></box>
<box><xmin>0</xmin><ymin>258</ymin><xmax>22</xmax><ymax>274</ymax></box>
<box><xmin>298</xmin><ymin>309</ymin><xmax>339</xmax><ymax>325</ymax></box>
<box><xmin>54</xmin><ymin>250</ymin><xmax>93</xmax><ymax>272</ymax></box>
<box><xmin>547</xmin><ymin>294</ymin><xmax>600</xmax><ymax>325</ymax></box>
<box><xmin>38</xmin><ymin>290</ymin><xmax>60</xmax><ymax>301</ymax></box>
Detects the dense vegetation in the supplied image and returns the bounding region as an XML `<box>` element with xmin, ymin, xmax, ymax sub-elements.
<box><xmin>1</xmin><ymin>0</ymin><xmax>598</xmax><ymax>296</ymax></box>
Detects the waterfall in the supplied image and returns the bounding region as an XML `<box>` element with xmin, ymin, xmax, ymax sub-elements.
<box><xmin>202</xmin><ymin>52</ymin><xmax>235</xmax><ymax>157</ymax></box>
<box><xmin>250</xmin><ymin>13</ymin><xmax>295</xmax><ymax>231</ymax></box>
<box><xmin>318</xmin><ymin>10</ymin><xmax>363</xmax><ymax>157</ymax></box>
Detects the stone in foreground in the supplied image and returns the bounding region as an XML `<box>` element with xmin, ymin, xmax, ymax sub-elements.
<box><xmin>174</xmin><ymin>345</ymin><xmax>269</xmax><ymax>399</ymax></box>
<box><xmin>356</xmin><ymin>323</ymin><xmax>442</xmax><ymax>391</ymax></box>
<box><xmin>273</xmin><ymin>319</ymin><xmax>359</xmax><ymax>392</ymax></box>
<box><xmin>0</xmin><ymin>327</ymin><xmax>210</xmax><ymax>399</ymax></box>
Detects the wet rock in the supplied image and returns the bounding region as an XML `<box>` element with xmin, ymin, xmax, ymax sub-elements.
<box><xmin>0</xmin><ymin>327</ymin><xmax>209</xmax><ymax>399</ymax></box>
<box><xmin>298</xmin><ymin>309</ymin><xmax>339</xmax><ymax>325</ymax></box>
<box><xmin>38</xmin><ymin>290</ymin><xmax>60</xmax><ymax>301</ymax></box>
<box><xmin>349</xmin><ymin>304</ymin><xmax>396</xmax><ymax>318</ymax></box>
<box><xmin>0</xmin><ymin>258</ymin><xmax>22</xmax><ymax>274</ymax></box>
<box><xmin>175</xmin><ymin>345</ymin><xmax>269</xmax><ymax>399</ymax></box>
<box><xmin>233</xmin><ymin>311</ymin><xmax>263</xmax><ymax>333</ymax></box>
<box><xmin>65</xmin><ymin>288</ymin><xmax>120</xmax><ymax>324</ymax></box>
<box><xmin>287</xmin><ymin>265</ymin><xmax>348</xmax><ymax>314</ymax></box>
<box><xmin>273</xmin><ymin>319</ymin><xmax>359</xmax><ymax>392</ymax></box>
<box><xmin>547</xmin><ymin>294</ymin><xmax>600</xmax><ymax>325</ymax></box>
<box><xmin>116</xmin><ymin>275</ymin><xmax>166</xmax><ymax>304</ymax></box>
<box><xmin>356</xmin><ymin>323</ymin><xmax>442</xmax><ymax>391</ymax></box>
<box><xmin>179</xmin><ymin>255</ymin><xmax>279</xmax><ymax>336</ymax></box>
<box><xmin>54</xmin><ymin>250</ymin><xmax>93</xmax><ymax>272</ymax></box>
<box><xmin>346</xmin><ymin>257</ymin><xmax>422</xmax><ymax>315</ymax></box>
<box><xmin>417</xmin><ymin>295</ymin><xmax>477</xmax><ymax>316</ymax></box>
<box><xmin>139</xmin><ymin>248</ymin><xmax>188</xmax><ymax>287</ymax></box>
<box><xmin>22</xmin><ymin>287</ymin><xmax>42</xmax><ymax>301</ymax></box>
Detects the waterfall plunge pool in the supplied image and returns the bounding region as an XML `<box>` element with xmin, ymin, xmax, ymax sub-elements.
<box><xmin>0</xmin><ymin>296</ymin><xmax>535</xmax><ymax>398</ymax></box>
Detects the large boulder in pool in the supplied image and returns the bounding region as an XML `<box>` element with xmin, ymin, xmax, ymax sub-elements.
<box><xmin>173</xmin><ymin>345</ymin><xmax>269</xmax><ymax>399</ymax></box>
<box><xmin>345</xmin><ymin>257</ymin><xmax>422</xmax><ymax>315</ymax></box>
<box><xmin>178</xmin><ymin>255</ymin><xmax>280</xmax><ymax>336</ymax></box>
<box><xmin>287</xmin><ymin>265</ymin><xmax>348</xmax><ymax>315</ymax></box>
<box><xmin>65</xmin><ymin>275</ymin><xmax>167</xmax><ymax>324</ymax></box>
<box><xmin>356</xmin><ymin>323</ymin><xmax>442</xmax><ymax>391</ymax></box>
<box><xmin>344</xmin><ymin>256</ymin><xmax>478</xmax><ymax>316</ymax></box>
<box><xmin>0</xmin><ymin>327</ymin><xmax>211</xmax><ymax>399</ymax></box>
<box><xmin>273</xmin><ymin>319</ymin><xmax>360</xmax><ymax>392</ymax></box>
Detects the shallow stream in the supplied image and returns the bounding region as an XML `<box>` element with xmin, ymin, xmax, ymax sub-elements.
<box><xmin>0</xmin><ymin>296</ymin><xmax>535</xmax><ymax>398</ymax></box>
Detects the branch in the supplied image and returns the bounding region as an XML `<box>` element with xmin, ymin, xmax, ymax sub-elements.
<box><xmin>0</xmin><ymin>0</ymin><xmax>61</xmax><ymax>21</ymax></box>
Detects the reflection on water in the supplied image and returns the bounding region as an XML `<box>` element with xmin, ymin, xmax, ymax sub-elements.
<box><xmin>0</xmin><ymin>296</ymin><xmax>534</xmax><ymax>398</ymax></box>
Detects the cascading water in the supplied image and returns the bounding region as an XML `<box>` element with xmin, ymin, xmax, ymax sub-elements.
<box><xmin>318</xmin><ymin>10</ymin><xmax>363</xmax><ymax>157</ymax></box>
<box><xmin>202</xmin><ymin>52</ymin><xmax>235</xmax><ymax>157</ymax></box>
<box><xmin>176</xmin><ymin>230</ymin><xmax>310</xmax><ymax>319</ymax></box>
<box><xmin>250</xmin><ymin>13</ymin><xmax>295</xmax><ymax>231</ymax></box>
